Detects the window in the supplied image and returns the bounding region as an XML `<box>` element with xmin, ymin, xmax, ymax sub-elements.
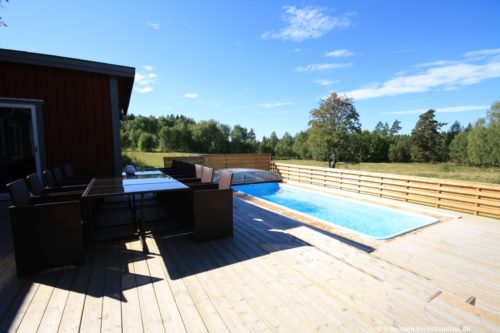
<box><xmin>6</xmin><ymin>122</ymin><xmax>23</xmax><ymax>159</ymax></box>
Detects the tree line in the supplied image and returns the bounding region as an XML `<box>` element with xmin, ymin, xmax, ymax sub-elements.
<box><xmin>120</xmin><ymin>94</ymin><xmax>500</xmax><ymax>167</ymax></box>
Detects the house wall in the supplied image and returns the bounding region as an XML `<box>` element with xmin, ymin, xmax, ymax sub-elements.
<box><xmin>0</xmin><ymin>62</ymin><xmax>115</xmax><ymax>174</ymax></box>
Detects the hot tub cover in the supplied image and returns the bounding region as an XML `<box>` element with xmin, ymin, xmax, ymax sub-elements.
<box><xmin>213</xmin><ymin>168</ymin><xmax>282</xmax><ymax>185</ymax></box>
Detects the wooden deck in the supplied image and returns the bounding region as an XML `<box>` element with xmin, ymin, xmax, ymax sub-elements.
<box><xmin>0</xmin><ymin>198</ymin><xmax>499</xmax><ymax>332</ymax></box>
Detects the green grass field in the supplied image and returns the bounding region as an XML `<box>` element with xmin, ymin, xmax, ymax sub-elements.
<box><xmin>122</xmin><ymin>152</ymin><xmax>499</xmax><ymax>184</ymax></box>
<box><xmin>274</xmin><ymin>160</ymin><xmax>500</xmax><ymax>184</ymax></box>
<box><xmin>122</xmin><ymin>151</ymin><xmax>198</xmax><ymax>168</ymax></box>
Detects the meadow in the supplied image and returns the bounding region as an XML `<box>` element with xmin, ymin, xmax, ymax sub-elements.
<box><xmin>122</xmin><ymin>151</ymin><xmax>198</xmax><ymax>168</ymax></box>
<box><xmin>122</xmin><ymin>152</ymin><xmax>499</xmax><ymax>184</ymax></box>
<box><xmin>275</xmin><ymin>160</ymin><xmax>500</xmax><ymax>184</ymax></box>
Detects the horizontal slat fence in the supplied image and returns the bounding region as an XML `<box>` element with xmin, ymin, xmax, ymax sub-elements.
<box><xmin>271</xmin><ymin>162</ymin><xmax>500</xmax><ymax>218</ymax></box>
<box><xmin>204</xmin><ymin>154</ymin><xmax>270</xmax><ymax>170</ymax></box>
<box><xmin>164</xmin><ymin>154</ymin><xmax>270</xmax><ymax>170</ymax></box>
<box><xmin>163</xmin><ymin>156</ymin><xmax>204</xmax><ymax>168</ymax></box>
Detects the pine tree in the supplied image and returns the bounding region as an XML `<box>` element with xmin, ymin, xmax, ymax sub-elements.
<box><xmin>410</xmin><ymin>110</ymin><xmax>445</xmax><ymax>162</ymax></box>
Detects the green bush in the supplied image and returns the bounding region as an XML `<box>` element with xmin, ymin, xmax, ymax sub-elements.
<box><xmin>138</xmin><ymin>133</ymin><xmax>157</xmax><ymax>152</ymax></box>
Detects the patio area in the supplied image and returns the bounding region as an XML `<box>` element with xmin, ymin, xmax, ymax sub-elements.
<box><xmin>0</xmin><ymin>196</ymin><xmax>499</xmax><ymax>332</ymax></box>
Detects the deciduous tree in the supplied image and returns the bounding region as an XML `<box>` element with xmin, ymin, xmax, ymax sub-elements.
<box><xmin>307</xmin><ymin>93</ymin><xmax>361</xmax><ymax>167</ymax></box>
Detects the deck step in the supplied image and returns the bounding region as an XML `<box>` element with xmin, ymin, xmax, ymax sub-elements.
<box><xmin>466</xmin><ymin>296</ymin><xmax>476</xmax><ymax>306</ymax></box>
<box><xmin>426</xmin><ymin>291</ymin><xmax>500</xmax><ymax>330</ymax></box>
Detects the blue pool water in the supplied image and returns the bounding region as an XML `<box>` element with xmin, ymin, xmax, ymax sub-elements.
<box><xmin>233</xmin><ymin>182</ymin><xmax>437</xmax><ymax>239</ymax></box>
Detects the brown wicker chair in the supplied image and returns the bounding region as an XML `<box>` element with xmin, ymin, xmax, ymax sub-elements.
<box><xmin>52</xmin><ymin>166</ymin><xmax>89</xmax><ymax>186</ymax></box>
<box><xmin>164</xmin><ymin>161</ymin><xmax>197</xmax><ymax>179</ymax></box>
<box><xmin>43</xmin><ymin>169</ymin><xmax>88</xmax><ymax>191</ymax></box>
<box><xmin>62</xmin><ymin>163</ymin><xmax>93</xmax><ymax>182</ymax></box>
<box><xmin>186</xmin><ymin>166</ymin><xmax>218</xmax><ymax>191</ymax></box>
<box><xmin>27</xmin><ymin>173</ymin><xmax>83</xmax><ymax>197</ymax></box>
<box><xmin>6</xmin><ymin>179</ymin><xmax>85</xmax><ymax>276</ymax></box>
<box><xmin>192</xmin><ymin>171</ymin><xmax>233</xmax><ymax>241</ymax></box>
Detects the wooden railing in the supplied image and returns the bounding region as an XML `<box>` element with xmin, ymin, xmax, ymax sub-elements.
<box><xmin>271</xmin><ymin>162</ymin><xmax>500</xmax><ymax>218</ymax></box>
<box><xmin>164</xmin><ymin>153</ymin><xmax>271</xmax><ymax>171</ymax></box>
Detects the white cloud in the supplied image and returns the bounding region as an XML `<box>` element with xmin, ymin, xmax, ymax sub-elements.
<box><xmin>312</xmin><ymin>79</ymin><xmax>339</xmax><ymax>86</ymax></box>
<box><xmin>135</xmin><ymin>86</ymin><xmax>153</xmax><ymax>94</ymax></box>
<box><xmin>133</xmin><ymin>65</ymin><xmax>157</xmax><ymax>94</ymax></box>
<box><xmin>227</xmin><ymin>101</ymin><xmax>294</xmax><ymax>111</ymax></box>
<box><xmin>183</xmin><ymin>93</ymin><xmax>199</xmax><ymax>99</ymax></box>
<box><xmin>325</xmin><ymin>49</ymin><xmax>352</xmax><ymax>57</ymax></box>
<box><xmin>342</xmin><ymin>50</ymin><xmax>500</xmax><ymax>100</ymax></box>
<box><xmin>464</xmin><ymin>48</ymin><xmax>500</xmax><ymax>58</ymax></box>
<box><xmin>256</xmin><ymin>102</ymin><xmax>294</xmax><ymax>109</ymax></box>
<box><xmin>295</xmin><ymin>62</ymin><xmax>352</xmax><ymax>72</ymax></box>
<box><xmin>261</xmin><ymin>6</ymin><xmax>350</xmax><ymax>42</ymax></box>
<box><xmin>381</xmin><ymin>105</ymin><xmax>489</xmax><ymax>115</ymax></box>
<box><xmin>148</xmin><ymin>22</ymin><xmax>160</xmax><ymax>30</ymax></box>
<box><xmin>414</xmin><ymin>60</ymin><xmax>461</xmax><ymax>68</ymax></box>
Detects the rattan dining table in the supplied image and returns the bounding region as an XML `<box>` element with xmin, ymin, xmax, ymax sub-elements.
<box><xmin>82</xmin><ymin>170</ymin><xmax>190</xmax><ymax>252</ymax></box>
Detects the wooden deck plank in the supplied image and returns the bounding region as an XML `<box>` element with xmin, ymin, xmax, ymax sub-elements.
<box><xmin>234</xmin><ymin>210</ymin><xmax>447</xmax><ymax>329</ymax></box>
<box><xmin>0</xmin><ymin>275</ymin><xmax>28</xmax><ymax>326</ymax></box>
<box><xmin>201</xmin><ymin>239</ymin><xmax>307</xmax><ymax>332</ymax></box>
<box><xmin>129</xmin><ymin>240</ymin><xmax>166</xmax><ymax>333</ymax></box>
<box><xmin>222</xmin><ymin>226</ymin><xmax>367</xmax><ymax>332</ymax></box>
<box><xmin>16</xmin><ymin>269</ymin><xmax>61</xmax><ymax>333</ymax></box>
<box><xmin>0</xmin><ymin>277</ymin><xmax>38</xmax><ymax>333</ymax></box>
<box><xmin>101</xmin><ymin>242</ymin><xmax>122</xmax><ymax>333</ymax></box>
<box><xmin>37</xmin><ymin>267</ymin><xmax>76</xmax><ymax>333</ymax></box>
<box><xmin>233</xmin><ymin>216</ymin><xmax>396</xmax><ymax>329</ymax></box>
<box><xmin>148</xmin><ymin>236</ymin><xmax>208</xmax><ymax>333</ymax></box>
<box><xmin>235</xmin><ymin>203</ymin><xmax>500</xmax><ymax>331</ymax></box>
<box><xmin>182</xmin><ymin>237</ymin><xmax>272</xmax><ymax>333</ymax></box>
<box><xmin>57</xmin><ymin>248</ymin><xmax>94</xmax><ymax>333</ymax></box>
<box><xmin>0</xmin><ymin>198</ymin><xmax>499</xmax><ymax>332</ymax></box>
<box><xmin>79</xmin><ymin>243</ymin><xmax>106</xmax><ymax>332</ymax></box>
<box><xmin>163</xmin><ymin>238</ymin><xmax>230</xmax><ymax>333</ymax></box>
<box><xmin>374</xmin><ymin>214</ymin><xmax>500</xmax><ymax>316</ymax></box>
<box><xmin>120</xmin><ymin>241</ymin><xmax>144</xmax><ymax>333</ymax></box>
<box><xmin>143</xmin><ymin>236</ymin><xmax>186</xmax><ymax>333</ymax></box>
<box><xmin>168</xmin><ymin>236</ymin><xmax>252</xmax><ymax>333</ymax></box>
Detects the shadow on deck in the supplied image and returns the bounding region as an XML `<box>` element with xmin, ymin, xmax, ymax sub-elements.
<box><xmin>0</xmin><ymin>197</ymin><xmax>367</xmax><ymax>331</ymax></box>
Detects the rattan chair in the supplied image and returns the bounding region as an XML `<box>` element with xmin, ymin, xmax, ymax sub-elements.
<box><xmin>192</xmin><ymin>171</ymin><xmax>233</xmax><ymax>241</ymax></box>
<box><xmin>43</xmin><ymin>169</ymin><xmax>88</xmax><ymax>191</ymax></box>
<box><xmin>62</xmin><ymin>163</ymin><xmax>93</xmax><ymax>182</ymax></box>
<box><xmin>52</xmin><ymin>166</ymin><xmax>89</xmax><ymax>186</ymax></box>
<box><xmin>26</xmin><ymin>173</ymin><xmax>83</xmax><ymax>197</ymax></box>
<box><xmin>6</xmin><ymin>179</ymin><xmax>85</xmax><ymax>276</ymax></box>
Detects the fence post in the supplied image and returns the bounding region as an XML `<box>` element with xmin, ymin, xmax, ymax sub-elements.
<box><xmin>475</xmin><ymin>188</ymin><xmax>481</xmax><ymax>216</ymax></box>
<box><xmin>437</xmin><ymin>183</ymin><xmax>442</xmax><ymax>208</ymax></box>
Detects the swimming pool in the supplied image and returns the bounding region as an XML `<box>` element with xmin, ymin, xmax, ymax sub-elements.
<box><xmin>233</xmin><ymin>182</ymin><xmax>438</xmax><ymax>239</ymax></box>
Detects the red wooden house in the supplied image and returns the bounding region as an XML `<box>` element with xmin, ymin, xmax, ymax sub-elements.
<box><xmin>0</xmin><ymin>49</ymin><xmax>135</xmax><ymax>186</ymax></box>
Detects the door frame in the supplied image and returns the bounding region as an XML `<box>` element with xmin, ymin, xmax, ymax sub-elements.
<box><xmin>0</xmin><ymin>98</ymin><xmax>45</xmax><ymax>181</ymax></box>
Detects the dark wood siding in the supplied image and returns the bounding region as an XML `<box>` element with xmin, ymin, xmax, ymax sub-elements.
<box><xmin>0</xmin><ymin>62</ymin><xmax>115</xmax><ymax>174</ymax></box>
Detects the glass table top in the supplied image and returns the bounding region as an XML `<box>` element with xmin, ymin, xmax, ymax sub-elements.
<box><xmin>83</xmin><ymin>170</ymin><xmax>189</xmax><ymax>197</ymax></box>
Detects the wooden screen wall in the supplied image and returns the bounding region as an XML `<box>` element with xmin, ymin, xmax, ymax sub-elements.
<box><xmin>271</xmin><ymin>162</ymin><xmax>500</xmax><ymax>218</ymax></box>
<box><xmin>0</xmin><ymin>62</ymin><xmax>114</xmax><ymax>173</ymax></box>
<box><xmin>203</xmin><ymin>154</ymin><xmax>270</xmax><ymax>170</ymax></box>
<box><xmin>164</xmin><ymin>154</ymin><xmax>271</xmax><ymax>170</ymax></box>
<box><xmin>163</xmin><ymin>156</ymin><xmax>205</xmax><ymax>168</ymax></box>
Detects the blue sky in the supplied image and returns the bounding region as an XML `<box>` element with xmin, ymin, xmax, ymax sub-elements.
<box><xmin>1</xmin><ymin>0</ymin><xmax>500</xmax><ymax>138</ymax></box>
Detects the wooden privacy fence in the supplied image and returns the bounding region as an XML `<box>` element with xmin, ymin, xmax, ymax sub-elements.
<box><xmin>164</xmin><ymin>153</ymin><xmax>270</xmax><ymax>170</ymax></box>
<box><xmin>163</xmin><ymin>156</ymin><xmax>204</xmax><ymax>168</ymax></box>
<box><xmin>271</xmin><ymin>162</ymin><xmax>500</xmax><ymax>218</ymax></box>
